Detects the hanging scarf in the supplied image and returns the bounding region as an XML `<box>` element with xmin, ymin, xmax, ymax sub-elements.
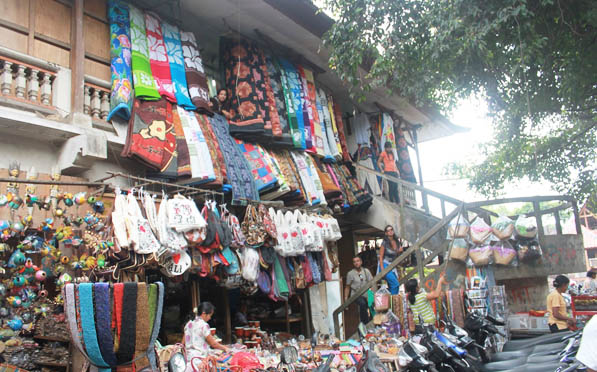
<box><xmin>128</xmin><ymin>5</ymin><xmax>160</xmax><ymax>100</ymax></box>
<box><xmin>258</xmin><ymin>50</ymin><xmax>282</xmax><ymax>138</ymax></box>
<box><xmin>381</xmin><ymin>113</ymin><xmax>398</xmax><ymax>166</ymax></box>
<box><xmin>208</xmin><ymin>114</ymin><xmax>260</xmax><ymax>202</ymax></box>
<box><xmin>220</xmin><ymin>37</ymin><xmax>266</xmax><ymax>139</ymax></box>
<box><xmin>395</xmin><ymin>126</ymin><xmax>417</xmax><ymax>183</ymax></box>
<box><xmin>270</xmin><ymin>150</ymin><xmax>306</xmax><ymax>205</ymax></box>
<box><xmin>236</xmin><ymin>139</ymin><xmax>278</xmax><ymax>193</ymax></box>
<box><xmin>107</xmin><ymin>0</ymin><xmax>134</xmax><ymax>121</ymax></box>
<box><xmin>331</xmin><ymin>98</ymin><xmax>351</xmax><ymax>162</ymax></box>
<box><xmin>79</xmin><ymin>283</ymin><xmax>110</xmax><ymax>372</ymax></box>
<box><xmin>147</xmin><ymin>282</ymin><xmax>165</xmax><ymax>369</ymax></box>
<box><xmin>290</xmin><ymin>151</ymin><xmax>319</xmax><ymax>205</ymax></box>
<box><xmin>133</xmin><ymin>283</ymin><xmax>151</xmax><ymax>370</ymax></box>
<box><xmin>116</xmin><ymin>283</ymin><xmax>137</xmax><ymax>365</ymax></box>
<box><xmin>196</xmin><ymin>112</ymin><xmax>226</xmax><ymax>188</ymax></box>
<box><xmin>327</xmin><ymin>95</ymin><xmax>344</xmax><ymax>159</ymax></box>
<box><xmin>180</xmin><ymin>31</ymin><xmax>211</xmax><ymax>112</ymax></box>
<box><xmin>303</xmin><ymin>67</ymin><xmax>325</xmax><ymax>156</ymax></box>
<box><xmin>145</xmin><ymin>12</ymin><xmax>176</xmax><ymax>102</ymax></box>
<box><xmin>162</xmin><ymin>22</ymin><xmax>195</xmax><ymax>110</ymax></box>
<box><xmin>259</xmin><ymin>147</ymin><xmax>292</xmax><ymax>200</ymax></box>
<box><xmin>315</xmin><ymin>88</ymin><xmax>335</xmax><ymax>160</ymax></box>
<box><xmin>172</xmin><ymin>107</ymin><xmax>191</xmax><ymax>177</ymax></box>
<box><xmin>177</xmin><ymin>107</ymin><xmax>215</xmax><ymax>184</ymax></box>
<box><xmin>278</xmin><ymin>59</ymin><xmax>305</xmax><ymax>149</ymax></box>
<box><xmin>305</xmin><ymin>154</ymin><xmax>326</xmax><ymax>205</ymax></box>
<box><xmin>121</xmin><ymin>98</ymin><xmax>176</xmax><ymax>171</ymax></box>
<box><xmin>94</xmin><ymin>283</ymin><xmax>118</xmax><ymax>368</ymax></box>
<box><xmin>265</xmin><ymin>54</ymin><xmax>293</xmax><ymax>146</ymax></box>
<box><xmin>297</xmin><ymin>66</ymin><xmax>314</xmax><ymax>151</ymax></box>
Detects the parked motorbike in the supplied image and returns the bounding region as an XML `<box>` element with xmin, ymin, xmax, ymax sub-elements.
<box><xmin>464</xmin><ymin>312</ymin><xmax>506</xmax><ymax>363</ymax></box>
<box><xmin>419</xmin><ymin>324</ymin><xmax>473</xmax><ymax>372</ymax></box>
<box><xmin>355</xmin><ymin>323</ymin><xmax>389</xmax><ymax>372</ymax></box>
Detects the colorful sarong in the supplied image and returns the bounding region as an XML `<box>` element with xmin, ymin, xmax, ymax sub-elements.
<box><xmin>303</xmin><ymin>68</ymin><xmax>325</xmax><ymax>156</ymax></box>
<box><xmin>259</xmin><ymin>51</ymin><xmax>282</xmax><ymax>138</ymax></box>
<box><xmin>327</xmin><ymin>95</ymin><xmax>343</xmax><ymax>159</ymax></box>
<box><xmin>332</xmin><ymin>98</ymin><xmax>351</xmax><ymax>162</ymax></box>
<box><xmin>121</xmin><ymin>98</ymin><xmax>176</xmax><ymax>170</ymax></box>
<box><xmin>162</xmin><ymin>22</ymin><xmax>195</xmax><ymax>110</ymax></box>
<box><xmin>297</xmin><ymin>66</ymin><xmax>314</xmax><ymax>151</ymax></box>
<box><xmin>279</xmin><ymin>59</ymin><xmax>305</xmax><ymax>149</ymax></box>
<box><xmin>197</xmin><ymin>113</ymin><xmax>226</xmax><ymax>188</ymax></box>
<box><xmin>236</xmin><ymin>139</ymin><xmax>278</xmax><ymax>193</ymax></box>
<box><xmin>315</xmin><ymin>88</ymin><xmax>334</xmax><ymax>160</ymax></box>
<box><xmin>180</xmin><ymin>31</ymin><xmax>211</xmax><ymax>113</ymax></box>
<box><xmin>128</xmin><ymin>5</ymin><xmax>160</xmax><ymax>100</ymax></box>
<box><xmin>177</xmin><ymin>107</ymin><xmax>215</xmax><ymax>184</ymax></box>
<box><xmin>208</xmin><ymin>114</ymin><xmax>260</xmax><ymax>202</ymax></box>
<box><xmin>145</xmin><ymin>12</ymin><xmax>176</xmax><ymax>102</ymax></box>
<box><xmin>265</xmin><ymin>55</ymin><xmax>293</xmax><ymax>147</ymax></box>
<box><xmin>107</xmin><ymin>0</ymin><xmax>133</xmax><ymax>121</ymax></box>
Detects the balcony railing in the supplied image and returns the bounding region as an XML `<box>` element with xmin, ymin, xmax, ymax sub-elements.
<box><xmin>0</xmin><ymin>54</ymin><xmax>57</xmax><ymax>110</ymax></box>
<box><xmin>84</xmin><ymin>76</ymin><xmax>111</xmax><ymax>122</ymax></box>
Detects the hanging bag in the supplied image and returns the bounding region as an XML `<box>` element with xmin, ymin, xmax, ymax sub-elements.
<box><xmin>127</xmin><ymin>191</ymin><xmax>161</xmax><ymax>254</ymax></box>
<box><xmin>276</xmin><ymin>209</ymin><xmax>294</xmax><ymax>257</ymax></box>
<box><xmin>258</xmin><ymin>203</ymin><xmax>277</xmax><ymax>240</ymax></box>
<box><xmin>295</xmin><ymin>210</ymin><xmax>315</xmax><ymax>251</ymax></box>
<box><xmin>167</xmin><ymin>195</ymin><xmax>206</xmax><ymax>232</ymax></box>
<box><xmin>241</xmin><ymin>204</ymin><xmax>267</xmax><ymax>247</ymax></box>
<box><xmin>112</xmin><ymin>190</ymin><xmax>129</xmax><ymax>250</ymax></box>
<box><xmin>292</xmin><ymin>257</ymin><xmax>306</xmax><ymax>289</ymax></box>
<box><xmin>308</xmin><ymin>214</ymin><xmax>325</xmax><ymax>252</ymax></box>
<box><xmin>285</xmin><ymin>211</ymin><xmax>305</xmax><ymax>255</ymax></box>
<box><xmin>241</xmin><ymin>247</ymin><xmax>260</xmax><ymax>282</ymax></box>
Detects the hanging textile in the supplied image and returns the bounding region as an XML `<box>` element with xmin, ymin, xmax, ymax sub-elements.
<box><xmin>236</xmin><ymin>139</ymin><xmax>278</xmax><ymax>193</ymax></box>
<box><xmin>259</xmin><ymin>147</ymin><xmax>292</xmax><ymax>201</ymax></box>
<box><xmin>196</xmin><ymin>113</ymin><xmax>226</xmax><ymax>188</ymax></box>
<box><xmin>316</xmin><ymin>88</ymin><xmax>337</xmax><ymax>161</ymax></box>
<box><xmin>395</xmin><ymin>126</ymin><xmax>417</xmax><ymax>183</ymax></box>
<box><xmin>331</xmin><ymin>98</ymin><xmax>351</xmax><ymax>162</ymax></box>
<box><xmin>259</xmin><ymin>50</ymin><xmax>282</xmax><ymax>139</ymax></box>
<box><xmin>144</xmin><ymin>12</ymin><xmax>176</xmax><ymax>102</ymax></box>
<box><xmin>312</xmin><ymin>157</ymin><xmax>342</xmax><ymax>205</ymax></box>
<box><xmin>208</xmin><ymin>114</ymin><xmax>260</xmax><ymax>202</ymax></box>
<box><xmin>161</xmin><ymin>22</ymin><xmax>195</xmax><ymax>110</ymax></box>
<box><xmin>128</xmin><ymin>5</ymin><xmax>160</xmax><ymax>100</ymax></box>
<box><xmin>381</xmin><ymin>113</ymin><xmax>398</xmax><ymax>165</ymax></box>
<box><xmin>177</xmin><ymin>107</ymin><xmax>215</xmax><ymax>184</ymax></box>
<box><xmin>270</xmin><ymin>150</ymin><xmax>307</xmax><ymax>205</ymax></box>
<box><xmin>107</xmin><ymin>0</ymin><xmax>133</xmax><ymax>121</ymax></box>
<box><xmin>327</xmin><ymin>95</ymin><xmax>344</xmax><ymax>159</ymax></box>
<box><xmin>278</xmin><ymin>59</ymin><xmax>305</xmax><ymax>149</ymax></box>
<box><xmin>180</xmin><ymin>31</ymin><xmax>211</xmax><ymax>113</ymax></box>
<box><xmin>265</xmin><ymin>54</ymin><xmax>293</xmax><ymax>147</ymax></box>
<box><xmin>290</xmin><ymin>151</ymin><xmax>320</xmax><ymax>205</ymax></box>
<box><xmin>353</xmin><ymin>113</ymin><xmax>372</xmax><ymax>147</ymax></box>
<box><xmin>121</xmin><ymin>98</ymin><xmax>175</xmax><ymax>170</ymax></box>
<box><xmin>305</xmin><ymin>154</ymin><xmax>327</xmax><ymax>205</ymax></box>
<box><xmin>220</xmin><ymin>37</ymin><xmax>267</xmax><ymax>140</ymax></box>
<box><xmin>303</xmin><ymin>68</ymin><xmax>326</xmax><ymax>156</ymax></box>
<box><xmin>172</xmin><ymin>107</ymin><xmax>191</xmax><ymax>177</ymax></box>
<box><xmin>297</xmin><ymin>66</ymin><xmax>314</xmax><ymax>151</ymax></box>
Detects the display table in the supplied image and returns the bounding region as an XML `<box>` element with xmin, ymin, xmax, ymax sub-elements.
<box><xmin>571</xmin><ymin>295</ymin><xmax>597</xmax><ymax>317</ymax></box>
<box><xmin>260</xmin><ymin>301</ymin><xmax>305</xmax><ymax>333</ymax></box>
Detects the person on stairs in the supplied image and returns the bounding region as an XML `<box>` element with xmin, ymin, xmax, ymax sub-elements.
<box><xmin>345</xmin><ymin>256</ymin><xmax>374</xmax><ymax>324</ymax></box>
<box><xmin>378</xmin><ymin>225</ymin><xmax>402</xmax><ymax>295</ymax></box>
<box><xmin>376</xmin><ymin>141</ymin><xmax>400</xmax><ymax>203</ymax></box>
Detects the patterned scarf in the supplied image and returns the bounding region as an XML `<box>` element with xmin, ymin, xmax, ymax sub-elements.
<box><xmin>303</xmin><ymin>67</ymin><xmax>325</xmax><ymax>156</ymax></box>
<box><xmin>278</xmin><ymin>58</ymin><xmax>305</xmax><ymax>149</ymax></box>
<box><xmin>107</xmin><ymin>0</ymin><xmax>133</xmax><ymax>121</ymax></box>
<box><xmin>145</xmin><ymin>12</ymin><xmax>176</xmax><ymax>102</ymax></box>
<box><xmin>162</xmin><ymin>22</ymin><xmax>195</xmax><ymax>110</ymax></box>
<box><xmin>265</xmin><ymin>54</ymin><xmax>293</xmax><ymax>146</ymax></box>
<box><xmin>196</xmin><ymin>112</ymin><xmax>226</xmax><ymax>188</ymax></box>
<box><xmin>128</xmin><ymin>5</ymin><xmax>160</xmax><ymax>100</ymax></box>
<box><xmin>180</xmin><ymin>31</ymin><xmax>211</xmax><ymax>112</ymax></box>
<box><xmin>177</xmin><ymin>107</ymin><xmax>215</xmax><ymax>184</ymax></box>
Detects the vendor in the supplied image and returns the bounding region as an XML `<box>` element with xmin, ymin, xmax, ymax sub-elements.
<box><xmin>209</xmin><ymin>88</ymin><xmax>232</xmax><ymax>120</ymax></box>
<box><xmin>547</xmin><ymin>275</ymin><xmax>575</xmax><ymax>333</ymax></box>
<box><xmin>378</xmin><ymin>225</ymin><xmax>402</xmax><ymax>295</ymax></box>
<box><xmin>184</xmin><ymin>302</ymin><xmax>230</xmax><ymax>366</ymax></box>
<box><xmin>405</xmin><ymin>274</ymin><xmax>446</xmax><ymax>331</ymax></box>
<box><xmin>587</xmin><ymin>270</ymin><xmax>597</xmax><ymax>294</ymax></box>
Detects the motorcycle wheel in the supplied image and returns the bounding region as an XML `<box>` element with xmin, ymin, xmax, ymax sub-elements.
<box><xmin>438</xmin><ymin>364</ymin><xmax>457</xmax><ymax>372</ymax></box>
<box><xmin>451</xmin><ymin>358</ymin><xmax>474</xmax><ymax>372</ymax></box>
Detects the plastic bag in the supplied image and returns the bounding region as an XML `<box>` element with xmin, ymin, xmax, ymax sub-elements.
<box><xmin>468</xmin><ymin>244</ymin><xmax>493</xmax><ymax>266</ymax></box>
<box><xmin>449</xmin><ymin>238</ymin><xmax>469</xmax><ymax>262</ymax></box>
<box><xmin>492</xmin><ymin>215</ymin><xmax>515</xmax><ymax>240</ymax></box>
<box><xmin>470</xmin><ymin>218</ymin><xmax>492</xmax><ymax>244</ymax></box>
<box><xmin>492</xmin><ymin>240</ymin><xmax>517</xmax><ymax>265</ymax></box>
<box><xmin>515</xmin><ymin>215</ymin><xmax>537</xmax><ymax>238</ymax></box>
<box><xmin>516</xmin><ymin>238</ymin><xmax>543</xmax><ymax>263</ymax></box>
<box><xmin>375</xmin><ymin>284</ymin><xmax>391</xmax><ymax>311</ymax></box>
<box><xmin>229</xmin><ymin>352</ymin><xmax>264</xmax><ymax>372</ymax></box>
<box><xmin>241</xmin><ymin>247</ymin><xmax>260</xmax><ymax>282</ymax></box>
<box><xmin>448</xmin><ymin>215</ymin><xmax>469</xmax><ymax>239</ymax></box>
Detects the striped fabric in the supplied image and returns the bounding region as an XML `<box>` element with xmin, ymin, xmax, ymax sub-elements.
<box><xmin>411</xmin><ymin>291</ymin><xmax>436</xmax><ymax>324</ymax></box>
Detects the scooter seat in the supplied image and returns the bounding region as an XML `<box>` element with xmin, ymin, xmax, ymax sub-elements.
<box><xmin>485</xmin><ymin>363</ymin><xmax>567</xmax><ymax>372</ymax></box>
<box><xmin>502</xmin><ymin>331</ymin><xmax>573</xmax><ymax>351</ymax></box>
<box><xmin>482</xmin><ymin>355</ymin><xmax>563</xmax><ymax>371</ymax></box>
<box><xmin>491</xmin><ymin>348</ymin><xmax>560</xmax><ymax>361</ymax></box>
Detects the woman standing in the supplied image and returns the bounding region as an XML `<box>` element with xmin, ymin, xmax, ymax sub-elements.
<box><xmin>547</xmin><ymin>275</ymin><xmax>575</xmax><ymax>333</ymax></box>
<box><xmin>405</xmin><ymin>274</ymin><xmax>446</xmax><ymax>330</ymax></box>
<box><xmin>184</xmin><ymin>302</ymin><xmax>230</xmax><ymax>368</ymax></box>
<box><xmin>376</xmin><ymin>141</ymin><xmax>400</xmax><ymax>203</ymax></box>
<box><xmin>378</xmin><ymin>225</ymin><xmax>402</xmax><ymax>295</ymax></box>
<box><xmin>209</xmin><ymin>88</ymin><xmax>232</xmax><ymax>120</ymax></box>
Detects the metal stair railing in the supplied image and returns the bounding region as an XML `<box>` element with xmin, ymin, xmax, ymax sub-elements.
<box><xmin>332</xmin><ymin>204</ymin><xmax>464</xmax><ymax>338</ymax></box>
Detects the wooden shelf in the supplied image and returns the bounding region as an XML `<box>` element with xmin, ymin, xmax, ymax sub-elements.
<box><xmin>34</xmin><ymin>334</ymin><xmax>70</xmax><ymax>343</ymax></box>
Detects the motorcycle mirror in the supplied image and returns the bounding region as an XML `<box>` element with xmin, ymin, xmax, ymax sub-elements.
<box><xmin>281</xmin><ymin>346</ymin><xmax>299</xmax><ymax>364</ymax></box>
<box><xmin>358</xmin><ymin>322</ymin><xmax>367</xmax><ymax>339</ymax></box>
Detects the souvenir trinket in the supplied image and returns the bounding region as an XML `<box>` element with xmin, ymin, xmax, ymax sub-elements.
<box><xmin>7</xmin><ymin>316</ymin><xmax>23</xmax><ymax>331</ymax></box>
<box><xmin>0</xmin><ymin>194</ymin><xmax>8</xmax><ymax>206</ymax></box>
<box><xmin>7</xmin><ymin>249</ymin><xmax>26</xmax><ymax>267</ymax></box>
<box><xmin>74</xmin><ymin>192</ymin><xmax>87</xmax><ymax>205</ymax></box>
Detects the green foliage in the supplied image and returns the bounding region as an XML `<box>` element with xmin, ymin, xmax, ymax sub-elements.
<box><xmin>322</xmin><ymin>0</ymin><xmax>597</xmax><ymax>201</ymax></box>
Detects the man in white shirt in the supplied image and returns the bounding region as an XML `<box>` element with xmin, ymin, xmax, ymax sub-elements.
<box><xmin>577</xmin><ymin>315</ymin><xmax>597</xmax><ymax>372</ymax></box>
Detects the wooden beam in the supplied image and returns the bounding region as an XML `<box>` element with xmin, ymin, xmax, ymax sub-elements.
<box><xmin>28</xmin><ymin>0</ymin><xmax>36</xmax><ymax>55</ymax></box>
<box><xmin>70</xmin><ymin>0</ymin><xmax>85</xmax><ymax>114</ymax></box>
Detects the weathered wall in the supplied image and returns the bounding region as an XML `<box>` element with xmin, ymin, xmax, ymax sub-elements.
<box><xmin>498</xmin><ymin>277</ymin><xmax>549</xmax><ymax>313</ymax></box>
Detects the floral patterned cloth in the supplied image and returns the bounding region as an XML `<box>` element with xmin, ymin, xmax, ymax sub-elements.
<box><xmin>259</xmin><ymin>50</ymin><xmax>282</xmax><ymax>138</ymax></box>
<box><xmin>181</xmin><ymin>31</ymin><xmax>211</xmax><ymax>113</ymax></box>
<box><xmin>128</xmin><ymin>5</ymin><xmax>160</xmax><ymax>100</ymax></box>
<box><xmin>145</xmin><ymin>12</ymin><xmax>176</xmax><ymax>102</ymax></box>
<box><xmin>236</xmin><ymin>139</ymin><xmax>278</xmax><ymax>193</ymax></box>
<box><xmin>162</xmin><ymin>22</ymin><xmax>195</xmax><ymax>110</ymax></box>
<box><xmin>220</xmin><ymin>37</ymin><xmax>268</xmax><ymax>141</ymax></box>
<box><xmin>107</xmin><ymin>0</ymin><xmax>133</xmax><ymax>121</ymax></box>
<box><xmin>184</xmin><ymin>318</ymin><xmax>211</xmax><ymax>364</ymax></box>
<box><xmin>278</xmin><ymin>58</ymin><xmax>306</xmax><ymax>149</ymax></box>
<box><xmin>121</xmin><ymin>98</ymin><xmax>176</xmax><ymax>170</ymax></box>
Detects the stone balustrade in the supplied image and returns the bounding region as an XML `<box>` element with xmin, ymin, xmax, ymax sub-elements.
<box><xmin>0</xmin><ymin>57</ymin><xmax>56</xmax><ymax>107</ymax></box>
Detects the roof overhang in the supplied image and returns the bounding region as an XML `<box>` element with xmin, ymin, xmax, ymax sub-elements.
<box><xmin>168</xmin><ymin>0</ymin><xmax>468</xmax><ymax>142</ymax></box>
